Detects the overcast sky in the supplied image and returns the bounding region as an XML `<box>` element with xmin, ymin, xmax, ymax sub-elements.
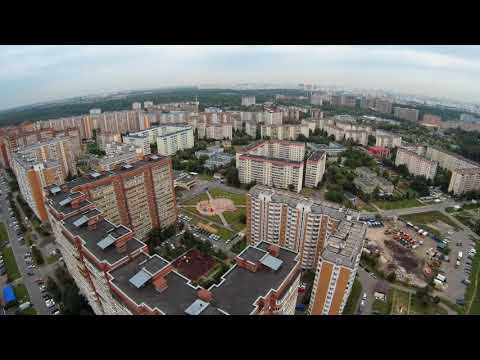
<box><xmin>0</xmin><ymin>45</ymin><xmax>479</xmax><ymax>110</ymax></box>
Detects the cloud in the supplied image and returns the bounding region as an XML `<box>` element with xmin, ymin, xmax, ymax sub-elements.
<box><xmin>0</xmin><ymin>45</ymin><xmax>479</xmax><ymax>109</ymax></box>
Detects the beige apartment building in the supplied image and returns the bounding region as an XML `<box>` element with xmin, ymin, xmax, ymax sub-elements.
<box><xmin>260</xmin><ymin>124</ymin><xmax>310</xmax><ymax>141</ymax></box>
<box><xmin>246</xmin><ymin>186</ymin><xmax>366</xmax><ymax>315</ymax></box>
<box><xmin>308</xmin><ymin>220</ymin><xmax>365</xmax><ymax>315</ymax></box>
<box><xmin>395</xmin><ymin>147</ymin><xmax>438</xmax><ymax>180</ymax></box>
<box><xmin>305</xmin><ymin>151</ymin><xmax>326</xmax><ymax>188</ymax></box>
<box><xmin>375</xmin><ymin>130</ymin><xmax>402</xmax><ymax>148</ymax></box>
<box><xmin>12</xmin><ymin>155</ymin><xmax>64</xmax><ymax>222</ymax></box>
<box><xmin>448</xmin><ymin>168</ymin><xmax>480</xmax><ymax>194</ymax></box>
<box><xmin>236</xmin><ymin>141</ymin><xmax>305</xmax><ymax>192</ymax></box>
<box><xmin>393</xmin><ymin>107</ymin><xmax>420</xmax><ymax>122</ymax></box>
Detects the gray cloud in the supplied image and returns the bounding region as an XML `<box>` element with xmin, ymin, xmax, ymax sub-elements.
<box><xmin>0</xmin><ymin>45</ymin><xmax>479</xmax><ymax>109</ymax></box>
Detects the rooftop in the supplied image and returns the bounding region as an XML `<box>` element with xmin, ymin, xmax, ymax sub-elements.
<box><xmin>209</xmin><ymin>242</ymin><xmax>299</xmax><ymax>315</ymax></box>
<box><xmin>307</xmin><ymin>150</ymin><xmax>326</xmax><ymax>162</ymax></box>
<box><xmin>322</xmin><ymin>220</ymin><xmax>366</xmax><ymax>268</ymax></box>
<box><xmin>63</xmin><ymin>209</ymin><xmax>144</xmax><ymax>267</ymax></box>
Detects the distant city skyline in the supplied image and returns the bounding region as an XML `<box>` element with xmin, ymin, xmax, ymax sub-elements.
<box><xmin>1</xmin><ymin>45</ymin><xmax>480</xmax><ymax>110</ymax></box>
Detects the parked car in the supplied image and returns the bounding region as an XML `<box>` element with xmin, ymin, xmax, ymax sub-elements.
<box><xmin>456</xmin><ymin>299</ymin><xmax>465</xmax><ymax>306</ymax></box>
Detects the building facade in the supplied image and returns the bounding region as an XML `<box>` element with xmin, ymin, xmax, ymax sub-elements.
<box><xmin>395</xmin><ymin>147</ymin><xmax>438</xmax><ymax>180</ymax></box>
<box><xmin>305</xmin><ymin>151</ymin><xmax>326</xmax><ymax>188</ymax></box>
<box><xmin>393</xmin><ymin>107</ymin><xmax>420</xmax><ymax>122</ymax></box>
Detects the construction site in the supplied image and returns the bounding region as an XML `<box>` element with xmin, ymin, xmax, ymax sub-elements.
<box><xmin>364</xmin><ymin>218</ymin><xmax>448</xmax><ymax>289</ymax></box>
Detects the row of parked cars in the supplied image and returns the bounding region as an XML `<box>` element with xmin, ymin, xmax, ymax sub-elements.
<box><xmin>35</xmin><ymin>278</ymin><xmax>60</xmax><ymax>315</ymax></box>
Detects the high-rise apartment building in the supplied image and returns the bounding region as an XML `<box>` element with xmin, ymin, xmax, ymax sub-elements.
<box><xmin>305</xmin><ymin>150</ymin><xmax>326</xmax><ymax>188</ymax></box>
<box><xmin>308</xmin><ymin>220</ymin><xmax>365</xmax><ymax>315</ymax></box>
<box><xmin>395</xmin><ymin>147</ymin><xmax>438</xmax><ymax>180</ymax></box>
<box><xmin>236</xmin><ymin>141</ymin><xmax>305</xmax><ymax>192</ymax></box>
<box><xmin>241</xmin><ymin>96</ymin><xmax>256</xmax><ymax>107</ymax></box>
<box><xmin>448</xmin><ymin>167</ymin><xmax>480</xmax><ymax>195</ymax></box>
<box><xmin>374</xmin><ymin>99</ymin><xmax>393</xmax><ymax>114</ymax></box>
<box><xmin>393</xmin><ymin>107</ymin><xmax>420</xmax><ymax>122</ymax></box>
<box><xmin>246</xmin><ymin>185</ymin><xmax>365</xmax><ymax>315</ymax></box>
<box><xmin>46</xmin><ymin>185</ymin><xmax>301</xmax><ymax>315</ymax></box>
<box><xmin>62</xmin><ymin>155</ymin><xmax>177</xmax><ymax>240</ymax></box>
<box><xmin>260</xmin><ymin>124</ymin><xmax>310</xmax><ymax>141</ymax></box>
<box><xmin>156</xmin><ymin>125</ymin><xmax>194</xmax><ymax>156</ymax></box>
<box><xmin>13</xmin><ymin>156</ymin><xmax>64</xmax><ymax>222</ymax></box>
<box><xmin>375</xmin><ymin>130</ymin><xmax>402</xmax><ymax>148</ymax></box>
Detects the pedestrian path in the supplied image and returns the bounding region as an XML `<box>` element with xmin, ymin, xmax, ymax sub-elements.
<box><xmin>206</xmin><ymin>190</ymin><xmax>230</xmax><ymax>228</ymax></box>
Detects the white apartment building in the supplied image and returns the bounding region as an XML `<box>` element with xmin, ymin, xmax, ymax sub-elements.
<box><xmin>241</xmin><ymin>96</ymin><xmax>256</xmax><ymax>107</ymax></box>
<box><xmin>122</xmin><ymin>134</ymin><xmax>151</xmax><ymax>156</ymax></box>
<box><xmin>246</xmin><ymin>185</ymin><xmax>363</xmax><ymax>275</ymax></box>
<box><xmin>375</xmin><ymin>130</ymin><xmax>402</xmax><ymax>148</ymax></box>
<box><xmin>197</xmin><ymin>124</ymin><xmax>233</xmax><ymax>140</ymax></box>
<box><xmin>156</xmin><ymin>125</ymin><xmax>194</xmax><ymax>156</ymax></box>
<box><xmin>132</xmin><ymin>102</ymin><xmax>142</xmax><ymax>110</ymax></box>
<box><xmin>261</xmin><ymin>124</ymin><xmax>310</xmax><ymax>141</ymax></box>
<box><xmin>236</xmin><ymin>141</ymin><xmax>305</xmax><ymax>192</ymax></box>
<box><xmin>448</xmin><ymin>167</ymin><xmax>480</xmax><ymax>195</ymax></box>
<box><xmin>305</xmin><ymin>151</ymin><xmax>326</xmax><ymax>188</ymax></box>
<box><xmin>395</xmin><ymin>147</ymin><xmax>438</xmax><ymax>180</ymax></box>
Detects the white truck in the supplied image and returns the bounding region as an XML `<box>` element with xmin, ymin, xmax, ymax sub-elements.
<box><xmin>458</xmin><ymin>251</ymin><xmax>463</xmax><ymax>261</ymax></box>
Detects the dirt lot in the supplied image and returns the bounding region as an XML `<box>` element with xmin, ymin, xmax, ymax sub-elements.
<box><xmin>366</xmin><ymin>221</ymin><xmax>428</xmax><ymax>286</ymax></box>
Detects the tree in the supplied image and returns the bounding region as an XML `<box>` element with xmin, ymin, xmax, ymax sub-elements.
<box><xmin>62</xmin><ymin>283</ymin><xmax>82</xmax><ymax>315</ymax></box>
<box><xmin>288</xmin><ymin>184</ymin><xmax>295</xmax><ymax>192</ymax></box>
<box><xmin>150</xmin><ymin>143</ymin><xmax>158</xmax><ymax>154</ymax></box>
<box><xmin>368</xmin><ymin>135</ymin><xmax>376</xmax><ymax>146</ymax></box>
<box><xmin>46</xmin><ymin>277</ymin><xmax>62</xmax><ymax>302</ymax></box>
<box><xmin>325</xmin><ymin>190</ymin><xmax>344</xmax><ymax>203</ymax></box>
<box><xmin>225</xmin><ymin>167</ymin><xmax>240</xmax><ymax>187</ymax></box>
<box><xmin>397</xmin><ymin>164</ymin><xmax>410</xmax><ymax>177</ymax></box>
<box><xmin>297</xmin><ymin>134</ymin><xmax>308</xmax><ymax>142</ymax></box>
<box><xmin>239</xmin><ymin>214</ymin><xmax>247</xmax><ymax>224</ymax></box>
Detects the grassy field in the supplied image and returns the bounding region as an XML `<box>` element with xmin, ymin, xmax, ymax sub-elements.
<box><xmin>464</xmin><ymin>242</ymin><xmax>480</xmax><ymax>315</ymax></box>
<box><xmin>20</xmin><ymin>308</ymin><xmax>37</xmax><ymax>315</ymax></box>
<box><xmin>0</xmin><ymin>222</ymin><xmax>8</xmax><ymax>249</ymax></box>
<box><xmin>1</xmin><ymin>246</ymin><xmax>20</xmax><ymax>281</ymax></box>
<box><xmin>360</xmin><ymin>203</ymin><xmax>378</xmax><ymax>212</ymax></box>
<box><xmin>14</xmin><ymin>283</ymin><xmax>30</xmax><ymax>303</ymax></box>
<box><xmin>372</xmin><ymin>298</ymin><xmax>391</xmax><ymax>314</ymax></box>
<box><xmin>374</xmin><ymin>198</ymin><xmax>422</xmax><ymax>210</ymax></box>
<box><xmin>182</xmin><ymin>207</ymin><xmax>223</xmax><ymax>224</ymax></box>
<box><xmin>222</xmin><ymin>207</ymin><xmax>246</xmax><ymax>232</ymax></box>
<box><xmin>400</xmin><ymin>211</ymin><xmax>461</xmax><ymax>231</ymax></box>
<box><xmin>208</xmin><ymin>188</ymin><xmax>246</xmax><ymax>206</ymax></box>
<box><xmin>182</xmin><ymin>193</ymin><xmax>209</xmax><ymax>206</ymax></box>
<box><xmin>208</xmin><ymin>224</ymin><xmax>235</xmax><ymax>241</ymax></box>
<box><xmin>390</xmin><ymin>288</ymin><xmax>411</xmax><ymax>315</ymax></box>
<box><xmin>198</xmin><ymin>173</ymin><xmax>213</xmax><ymax>181</ymax></box>
<box><xmin>343</xmin><ymin>277</ymin><xmax>362</xmax><ymax>315</ymax></box>
<box><xmin>409</xmin><ymin>296</ymin><xmax>448</xmax><ymax>315</ymax></box>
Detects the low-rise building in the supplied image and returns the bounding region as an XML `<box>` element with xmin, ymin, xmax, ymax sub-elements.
<box><xmin>375</xmin><ymin>131</ymin><xmax>402</xmax><ymax>148</ymax></box>
<box><xmin>393</xmin><ymin>107</ymin><xmax>420</xmax><ymax>122</ymax></box>
<box><xmin>353</xmin><ymin>167</ymin><xmax>394</xmax><ymax>194</ymax></box>
<box><xmin>174</xmin><ymin>171</ymin><xmax>196</xmax><ymax>190</ymax></box>
<box><xmin>204</xmin><ymin>153</ymin><xmax>235</xmax><ymax>170</ymax></box>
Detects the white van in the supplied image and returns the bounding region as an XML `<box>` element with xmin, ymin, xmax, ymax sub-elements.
<box><xmin>458</xmin><ymin>251</ymin><xmax>463</xmax><ymax>260</ymax></box>
<box><xmin>436</xmin><ymin>274</ymin><xmax>447</xmax><ymax>283</ymax></box>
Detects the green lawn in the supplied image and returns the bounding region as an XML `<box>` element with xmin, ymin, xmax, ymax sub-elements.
<box><xmin>181</xmin><ymin>193</ymin><xmax>209</xmax><ymax>206</ymax></box>
<box><xmin>1</xmin><ymin>247</ymin><xmax>21</xmax><ymax>281</ymax></box>
<box><xmin>222</xmin><ymin>207</ymin><xmax>246</xmax><ymax>232</ymax></box>
<box><xmin>390</xmin><ymin>288</ymin><xmax>411</xmax><ymax>315</ymax></box>
<box><xmin>372</xmin><ymin>298</ymin><xmax>391</xmax><ymax>314</ymax></box>
<box><xmin>360</xmin><ymin>203</ymin><xmax>377</xmax><ymax>212</ymax></box>
<box><xmin>374</xmin><ymin>198</ymin><xmax>422</xmax><ymax>210</ymax></box>
<box><xmin>343</xmin><ymin>277</ymin><xmax>362</xmax><ymax>315</ymax></box>
<box><xmin>182</xmin><ymin>207</ymin><xmax>223</xmax><ymax>224</ymax></box>
<box><xmin>409</xmin><ymin>296</ymin><xmax>447</xmax><ymax>315</ymax></box>
<box><xmin>20</xmin><ymin>308</ymin><xmax>37</xmax><ymax>315</ymax></box>
<box><xmin>14</xmin><ymin>283</ymin><xmax>30</xmax><ymax>303</ymax></box>
<box><xmin>400</xmin><ymin>211</ymin><xmax>460</xmax><ymax>231</ymax></box>
<box><xmin>46</xmin><ymin>254</ymin><xmax>60</xmax><ymax>265</ymax></box>
<box><xmin>198</xmin><ymin>173</ymin><xmax>213</xmax><ymax>181</ymax></box>
<box><xmin>208</xmin><ymin>224</ymin><xmax>235</xmax><ymax>241</ymax></box>
<box><xmin>208</xmin><ymin>188</ymin><xmax>246</xmax><ymax>206</ymax></box>
<box><xmin>0</xmin><ymin>222</ymin><xmax>8</xmax><ymax>249</ymax></box>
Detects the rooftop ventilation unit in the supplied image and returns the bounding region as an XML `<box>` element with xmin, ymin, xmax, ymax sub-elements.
<box><xmin>185</xmin><ymin>299</ymin><xmax>209</xmax><ymax>315</ymax></box>
<box><xmin>97</xmin><ymin>234</ymin><xmax>116</xmax><ymax>250</ymax></box>
<box><xmin>129</xmin><ymin>269</ymin><xmax>152</xmax><ymax>289</ymax></box>
<box><xmin>59</xmin><ymin>197</ymin><xmax>72</xmax><ymax>206</ymax></box>
<box><xmin>50</xmin><ymin>186</ymin><xmax>61</xmax><ymax>195</ymax></box>
<box><xmin>73</xmin><ymin>215</ymin><xmax>89</xmax><ymax>228</ymax></box>
<box><xmin>260</xmin><ymin>254</ymin><xmax>283</xmax><ymax>271</ymax></box>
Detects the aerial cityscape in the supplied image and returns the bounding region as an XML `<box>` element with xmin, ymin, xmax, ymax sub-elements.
<box><xmin>1</xmin><ymin>45</ymin><xmax>480</xmax><ymax>316</ymax></box>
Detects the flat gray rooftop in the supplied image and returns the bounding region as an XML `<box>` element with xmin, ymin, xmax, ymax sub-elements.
<box><xmin>210</xmin><ymin>242</ymin><xmax>298</xmax><ymax>315</ymax></box>
<box><xmin>109</xmin><ymin>253</ymin><xmax>199</xmax><ymax>315</ymax></box>
<box><xmin>63</xmin><ymin>210</ymin><xmax>144</xmax><ymax>266</ymax></box>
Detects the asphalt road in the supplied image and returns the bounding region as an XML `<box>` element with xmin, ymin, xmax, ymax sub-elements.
<box><xmin>0</xmin><ymin>170</ymin><xmax>49</xmax><ymax>315</ymax></box>
<box><xmin>356</xmin><ymin>267</ymin><xmax>378</xmax><ymax>315</ymax></box>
